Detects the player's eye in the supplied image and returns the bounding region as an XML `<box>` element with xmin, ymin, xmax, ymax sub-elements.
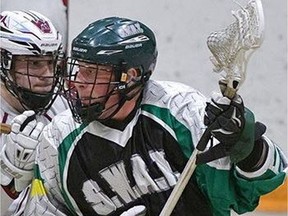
<box><xmin>30</xmin><ymin>60</ymin><xmax>41</xmax><ymax>67</ymax></box>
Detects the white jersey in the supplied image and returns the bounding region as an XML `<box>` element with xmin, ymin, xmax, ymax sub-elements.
<box><xmin>0</xmin><ymin>94</ymin><xmax>69</xmax><ymax>216</ymax></box>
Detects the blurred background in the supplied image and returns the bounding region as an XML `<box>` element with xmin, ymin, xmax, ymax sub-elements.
<box><xmin>1</xmin><ymin>0</ymin><xmax>287</xmax><ymax>215</ymax></box>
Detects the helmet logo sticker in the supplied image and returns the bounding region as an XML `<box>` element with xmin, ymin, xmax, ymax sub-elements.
<box><xmin>120</xmin><ymin>73</ymin><xmax>128</xmax><ymax>82</ymax></box>
<box><xmin>72</xmin><ymin>47</ymin><xmax>88</xmax><ymax>53</ymax></box>
<box><xmin>40</xmin><ymin>43</ymin><xmax>58</xmax><ymax>47</ymax></box>
<box><xmin>125</xmin><ymin>43</ymin><xmax>142</xmax><ymax>49</ymax></box>
<box><xmin>119</xmin><ymin>35</ymin><xmax>149</xmax><ymax>44</ymax></box>
<box><xmin>97</xmin><ymin>50</ymin><xmax>123</xmax><ymax>55</ymax></box>
<box><xmin>118</xmin><ymin>22</ymin><xmax>143</xmax><ymax>38</ymax></box>
<box><xmin>32</xmin><ymin>20</ymin><xmax>51</xmax><ymax>33</ymax></box>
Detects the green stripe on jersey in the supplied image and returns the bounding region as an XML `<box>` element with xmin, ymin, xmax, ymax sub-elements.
<box><xmin>58</xmin><ymin>123</ymin><xmax>87</xmax><ymax>215</ymax></box>
<box><xmin>142</xmin><ymin>104</ymin><xmax>194</xmax><ymax>158</ymax></box>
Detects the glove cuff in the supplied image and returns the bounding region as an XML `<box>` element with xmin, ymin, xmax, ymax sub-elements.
<box><xmin>236</xmin><ymin>135</ymin><xmax>282</xmax><ymax>179</ymax></box>
<box><xmin>1</xmin><ymin>147</ymin><xmax>34</xmax><ymax>181</ymax></box>
<box><xmin>236</xmin><ymin>137</ymin><xmax>268</xmax><ymax>172</ymax></box>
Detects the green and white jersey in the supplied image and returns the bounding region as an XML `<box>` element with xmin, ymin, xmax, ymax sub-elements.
<box><xmin>25</xmin><ymin>80</ymin><xmax>287</xmax><ymax>216</ymax></box>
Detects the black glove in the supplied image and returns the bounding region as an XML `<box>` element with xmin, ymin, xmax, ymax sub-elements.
<box><xmin>196</xmin><ymin>92</ymin><xmax>257</xmax><ymax>164</ymax></box>
<box><xmin>204</xmin><ymin>92</ymin><xmax>245</xmax><ymax>149</ymax></box>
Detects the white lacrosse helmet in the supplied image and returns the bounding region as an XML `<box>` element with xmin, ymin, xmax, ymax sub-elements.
<box><xmin>0</xmin><ymin>10</ymin><xmax>64</xmax><ymax>113</ymax></box>
<box><xmin>0</xmin><ymin>10</ymin><xmax>62</xmax><ymax>55</ymax></box>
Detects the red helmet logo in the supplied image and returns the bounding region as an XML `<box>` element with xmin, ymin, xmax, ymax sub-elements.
<box><xmin>33</xmin><ymin>20</ymin><xmax>51</xmax><ymax>33</ymax></box>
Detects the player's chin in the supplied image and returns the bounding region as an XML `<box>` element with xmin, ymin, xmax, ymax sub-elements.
<box><xmin>81</xmin><ymin>99</ymin><xmax>103</xmax><ymax>106</ymax></box>
<box><xmin>32</xmin><ymin>85</ymin><xmax>54</xmax><ymax>93</ymax></box>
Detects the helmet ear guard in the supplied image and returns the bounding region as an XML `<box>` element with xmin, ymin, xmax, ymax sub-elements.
<box><xmin>116</xmin><ymin>65</ymin><xmax>152</xmax><ymax>100</ymax></box>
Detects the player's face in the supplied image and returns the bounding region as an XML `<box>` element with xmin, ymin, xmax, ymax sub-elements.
<box><xmin>73</xmin><ymin>62</ymin><xmax>119</xmax><ymax>109</ymax></box>
<box><xmin>13</xmin><ymin>55</ymin><xmax>56</xmax><ymax>93</ymax></box>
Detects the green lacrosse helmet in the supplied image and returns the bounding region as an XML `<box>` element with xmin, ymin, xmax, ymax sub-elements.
<box><xmin>71</xmin><ymin>16</ymin><xmax>158</xmax><ymax>76</ymax></box>
<box><xmin>66</xmin><ymin>17</ymin><xmax>158</xmax><ymax>123</ymax></box>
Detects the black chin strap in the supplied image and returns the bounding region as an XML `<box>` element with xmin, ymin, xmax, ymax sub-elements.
<box><xmin>77</xmin><ymin>70</ymin><xmax>151</xmax><ymax>123</ymax></box>
<box><xmin>96</xmin><ymin>77</ymin><xmax>146</xmax><ymax>123</ymax></box>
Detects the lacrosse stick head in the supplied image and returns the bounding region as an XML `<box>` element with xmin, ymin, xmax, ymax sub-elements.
<box><xmin>207</xmin><ymin>0</ymin><xmax>265</xmax><ymax>98</ymax></box>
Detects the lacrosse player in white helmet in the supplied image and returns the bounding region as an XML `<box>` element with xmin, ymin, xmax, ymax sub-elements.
<box><xmin>0</xmin><ymin>10</ymin><xmax>68</xmax><ymax>215</ymax></box>
<box><xmin>21</xmin><ymin>16</ymin><xmax>287</xmax><ymax>216</ymax></box>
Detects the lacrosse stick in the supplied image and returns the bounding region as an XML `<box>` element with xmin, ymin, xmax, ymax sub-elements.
<box><xmin>159</xmin><ymin>0</ymin><xmax>264</xmax><ymax>215</ymax></box>
<box><xmin>0</xmin><ymin>123</ymin><xmax>11</xmax><ymax>134</ymax></box>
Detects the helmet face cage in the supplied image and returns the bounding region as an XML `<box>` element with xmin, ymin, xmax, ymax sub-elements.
<box><xmin>1</xmin><ymin>51</ymin><xmax>63</xmax><ymax>113</ymax></box>
<box><xmin>66</xmin><ymin>17</ymin><xmax>158</xmax><ymax>123</ymax></box>
<box><xmin>0</xmin><ymin>10</ymin><xmax>64</xmax><ymax>113</ymax></box>
<box><xmin>65</xmin><ymin>57</ymin><xmax>125</xmax><ymax>123</ymax></box>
